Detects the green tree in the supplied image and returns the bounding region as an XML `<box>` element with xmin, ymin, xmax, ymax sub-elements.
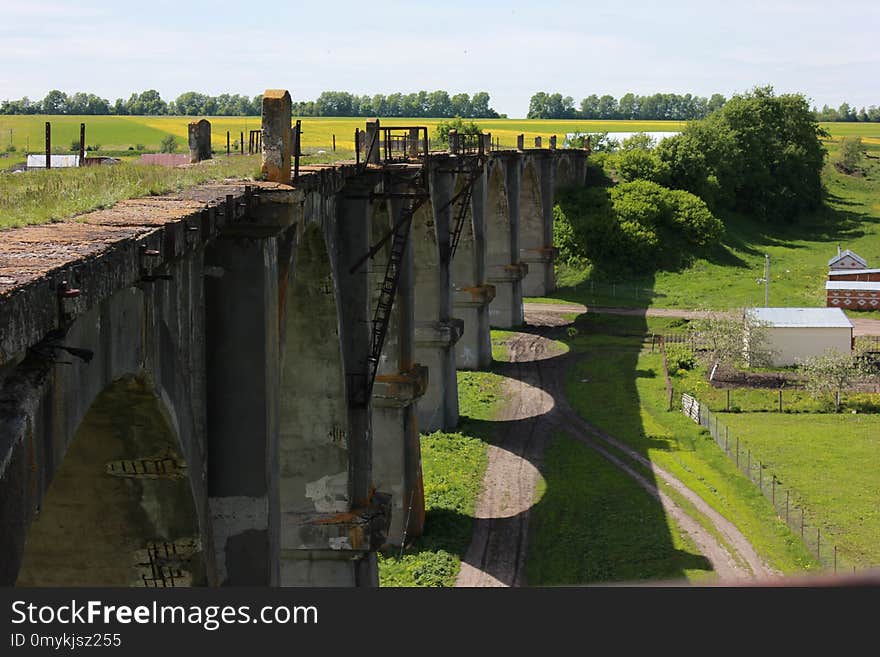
<box><xmin>835</xmin><ymin>136</ymin><xmax>863</xmax><ymax>174</ymax></box>
<box><xmin>42</xmin><ymin>90</ymin><xmax>68</xmax><ymax>114</ymax></box>
<box><xmin>689</xmin><ymin>310</ymin><xmax>773</xmax><ymax>379</ymax></box>
<box><xmin>660</xmin><ymin>87</ymin><xmax>826</xmax><ymax>221</ymax></box>
<box><xmin>798</xmin><ymin>348</ymin><xmax>865</xmax><ymax>411</ymax></box>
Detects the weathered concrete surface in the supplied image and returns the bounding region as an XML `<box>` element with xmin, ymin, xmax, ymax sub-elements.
<box><xmin>261</xmin><ymin>90</ymin><xmax>292</xmax><ymax>183</ymax></box>
<box><xmin>369</xmin><ymin>189</ymin><xmax>427</xmax><ymax>545</ymax></box>
<box><xmin>413</xmin><ymin>160</ymin><xmax>462</xmax><ymax>432</ymax></box>
<box><xmin>188</xmin><ymin>119</ymin><xmax>212</xmax><ymax>163</ymax></box>
<box><xmin>451</xmin><ymin>156</ymin><xmax>494</xmax><ymax>370</ymax></box>
<box><xmin>0</xmin><ymin>111</ymin><xmax>588</xmax><ymax>586</ymax></box>
<box><xmin>486</xmin><ymin>155</ymin><xmax>526</xmax><ymax>328</ymax></box>
<box><xmin>519</xmin><ymin>155</ymin><xmax>554</xmax><ymax>297</ymax></box>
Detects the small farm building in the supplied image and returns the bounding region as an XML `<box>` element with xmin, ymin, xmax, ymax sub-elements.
<box><xmin>748</xmin><ymin>307</ymin><xmax>853</xmax><ymax>367</ymax></box>
<box><xmin>826</xmin><ymin>280</ymin><xmax>880</xmax><ymax>310</ymax></box>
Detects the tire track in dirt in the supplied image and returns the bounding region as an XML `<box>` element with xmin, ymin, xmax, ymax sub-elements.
<box><xmin>455</xmin><ymin>332</ymin><xmax>553</xmax><ymax>587</ymax></box>
<box><xmin>456</xmin><ymin>305</ymin><xmax>777</xmax><ymax>586</ymax></box>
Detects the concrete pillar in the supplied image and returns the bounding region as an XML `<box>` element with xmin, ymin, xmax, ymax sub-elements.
<box><xmin>449</xmin><ymin>129</ymin><xmax>460</xmax><ymax>154</ymax></box>
<box><xmin>277</xmin><ymin>186</ymin><xmax>388</xmax><ymax>587</ymax></box>
<box><xmin>414</xmin><ymin>163</ymin><xmax>462</xmax><ymax>432</ymax></box>
<box><xmin>535</xmin><ymin>136</ymin><xmax>542</xmax><ymax>148</ymax></box>
<box><xmin>482</xmin><ymin>132</ymin><xmax>492</xmax><ymax>153</ymax></box>
<box><xmin>205</xmin><ymin>236</ymin><xmax>280</xmax><ymax>586</ymax></box>
<box><xmin>487</xmin><ymin>155</ymin><xmax>526</xmax><ymax>327</ymax></box>
<box><xmin>188</xmin><ymin>119</ymin><xmax>211</xmax><ymax>163</ymax></box>
<box><xmin>408</xmin><ymin>128</ymin><xmax>420</xmax><ymax>157</ymax></box>
<box><xmin>261</xmin><ymin>89</ymin><xmax>291</xmax><ymax>183</ymax></box>
<box><xmin>452</xmin><ymin>162</ymin><xmax>495</xmax><ymax>370</ymax></box>
<box><xmin>370</xmin><ymin>192</ymin><xmax>428</xmax><ymax>545</ymax></box>
<box><xmin>365</xmin><ymin>119</ymin><xmax>380</xmax><ymax>164</ymax></box>
<box><xmin>516</xmin><ymin>134</ymin><xmax>524</xmax><ymax>151</ymax></box>
<box><xmin>549</xmin><ymin>135</ymin><xmax>557</xmax><ymax>150</ymax></box>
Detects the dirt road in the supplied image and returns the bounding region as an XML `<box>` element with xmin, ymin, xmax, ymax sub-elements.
<box><xmin>456</xmin><ymin>304</ymin><xmax>777</xmax><ymax>586</ymax></box>
<box><xmin>524</xmin><ymin>302</ymin><xmax>880</xmax><ymax>337</ymax></box>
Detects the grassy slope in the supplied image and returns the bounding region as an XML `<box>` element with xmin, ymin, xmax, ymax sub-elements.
<box><xmin>539</xmin><ymin>139</ymin><xmax>880</xmax><ymax>313</ymax></box>
<box><xmin>720</xmin><ymin>413</ymin><xmax>880</xmax><ymax>567</ymax></box>
<box><xmin>560</xmin><ymin>313</ymin><xmax>817</xmax><ymax>574</ymax></box>
<box><xmin>377</xmin><ymin>368</ymin><xmax>505</xmax><ymax>586</ymax></box>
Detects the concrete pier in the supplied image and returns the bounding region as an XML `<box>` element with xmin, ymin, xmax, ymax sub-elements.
<box><xmin>0</xmin><ymin>96</ymin><xmax>589</xmax><ymax>587</ymax></box>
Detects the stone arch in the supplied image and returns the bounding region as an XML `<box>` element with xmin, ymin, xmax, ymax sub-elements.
<box><xmin>450</xmin><ymin>172</ymin><xmax>479</xmax><ymax>289</ymax></box>
<box><xmin>555</xmin><ymin>156</ymin><xmax>573</xmax><ymax>191</ymax></box>
<box><xmin>1</xmin><ymin>277</ymin><xmax>211</xmax><ymax>587</ymax></box>
<box><xmin>411</xmin><ymin>196</ymin><xmax>443</xmax><ymax>323</ymax></box>
<box><xmin>519</xmin><ymin>160</ymin><xmax>544</xmax><ymax>272</ymax></box>
<box><xmin>15</xmin><ymin>375</ymin><xmax>204</xmax><ymax>587</ymax></box>
<box><xmin>486</xmin><ymin>161</ymin><xmax>513</xmax><ymax>271</ymax></box>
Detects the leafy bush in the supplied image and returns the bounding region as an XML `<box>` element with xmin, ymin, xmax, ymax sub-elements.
<box><xmin>615</xmin><ymin>148</ymin><xmax>670</xmax><ymax>184</ymax></box>
<box><xmin>657</xmin><ymin>86</ymin><xmax>826</xmax><ymax>222</ymax></box>
<box><xmin>159</xmin><ymin>135</ymin><xmax>177</xmax><ymax>153</ymax></box>
<box><xmin>554</xmin><ymin>180</ymin><xmax>722</xmax><ymax>274</ymax></box>
<box><xmin>835</xmin><ymin>136</ymin><xmax>863</xmax><ymax>174</ymax></box>
<box><xmin>565</xmin><ymin>131</ymin><xmax>619</xmax><ymax>152</ymax></box>
<box><xmin>434</xmin><ymin>117</ymin><xmax>481</xmax><ymax>146</ymax></box>
<box><xmin>620</xmin><ymin>132</ymin><xmax>657</xmax><ymax>151</ymax></box>
<box><xmin>666</xmin><ymin>344</ymin><xmax>696</xmax><ymax>371</ymax></box>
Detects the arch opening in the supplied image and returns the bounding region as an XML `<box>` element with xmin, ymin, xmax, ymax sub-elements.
<box><xmin>556</xmin><ymin>157</ymin><xmax>573</xmax><ymax>191</ymax></box>
<box><xmin>16</xmin><ymin>376</ymin><xmax>204</xmax><ymax>587</ymax></box>
<box><xmin>519</xmin><ymin>162</ymin><xmax>544</xmax><ymax>262</ymax></box>
<box><xmin>486</xmin><ymin>163</ymin><xmax>512</xmax><ymax>270</ymax></box>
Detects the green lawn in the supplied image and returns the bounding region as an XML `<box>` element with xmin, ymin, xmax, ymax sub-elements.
<box><xmin>720</xmin><ymin>413</ymin><xmax>880</xmax><ymax>569</ymax></box>
<box><xmin>377</xmin><ymin>369</ymin><xmax>505</xmax><ymax>586</ymax></box>
<box><xmin>526</xmin><ymin>430</ymin><xmax>714</xmax><ymax>584</ymax></box>
<box><xmin>561</xmin><ymin>314</ymin><xmax>817</xmax><ymax>574</ymax></box>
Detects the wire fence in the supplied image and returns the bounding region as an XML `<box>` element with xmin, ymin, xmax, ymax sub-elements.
<box><xmin>567</xmin><ymin>279</ymin><xmax>667</xmax><ymax>306</ymax></box>
<box><xmin>680</xmin><ymin>393</ymin><xmax>864</xmax><ymax>573</ymax></box>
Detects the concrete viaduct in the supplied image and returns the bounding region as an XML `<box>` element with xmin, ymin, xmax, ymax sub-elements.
<box><xmin>0</xmin><ymin>89</ymin><xmax>587</xmax><ymax>587</ymax></box>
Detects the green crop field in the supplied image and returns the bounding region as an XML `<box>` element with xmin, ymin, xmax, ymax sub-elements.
<box><xmin>4</xmin><ymin>114</ymin><xmax>878</xmax><ymax>158</ymax></box>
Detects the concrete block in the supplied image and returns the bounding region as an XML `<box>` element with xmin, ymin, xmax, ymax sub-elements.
<box><xmin>188</xmin><ymin>119</ymin><xmax>212</xmax><ymax>163</ymax></box>
<box><xmin>261</xmin><ymin>89</ymin><xmax>292</xmax><ymax>183</ymax></box>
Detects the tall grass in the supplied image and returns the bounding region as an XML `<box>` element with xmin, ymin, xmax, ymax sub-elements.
<box><xmin>0</xmin><ymin>156</ymin><xmax>262</xmax><ymax>229</ymax></box>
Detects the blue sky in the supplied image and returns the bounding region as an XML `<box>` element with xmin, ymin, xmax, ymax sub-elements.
<box><xmin>2</xmin><ymin>0</ymin><xmax>877</xmax><ymax>117</ymax></box>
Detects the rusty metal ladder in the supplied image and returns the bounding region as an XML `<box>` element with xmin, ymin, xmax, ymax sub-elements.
<box><xmin>363</xmin><ymin>195</ymin><xmax>426</xmax><ymax>399</ymax></box>
<box><xmin>446</xmin><ymin>155</ymin><xmax>485</xmax><ymax>263</ymax></box>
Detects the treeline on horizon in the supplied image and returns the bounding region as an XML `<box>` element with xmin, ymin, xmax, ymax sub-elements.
<box><xmin>0</xmin><ymin>89</ymin><xmax>501</xmax><ymax>118</ymax></box>
<box><xmin>528</xmin><ymin>91</ymin><xmax>880</xmax><ymax>122</ymax></box>
<box><xmin>2</xmin><ymin>89</ymin><xmax>878</xmax><ymax>122</ymax></box>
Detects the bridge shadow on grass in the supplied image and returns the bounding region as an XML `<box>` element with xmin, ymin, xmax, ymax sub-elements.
<box><xmin>395</xmin><ymin>306</ymin><xmax>716</xmax><ymax>587</ymax></box>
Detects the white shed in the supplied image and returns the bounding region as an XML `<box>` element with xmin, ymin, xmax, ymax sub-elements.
<box><xmin>748</xmin><ymin>307</ymin><xmax>853</xmax><ymax>367</ymax></box>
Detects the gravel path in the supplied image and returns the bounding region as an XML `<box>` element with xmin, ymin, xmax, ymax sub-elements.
<box><xmin>456</xmin><ymin>304</ymin><xmax>778</xmax><ymax>586</ymax></box>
